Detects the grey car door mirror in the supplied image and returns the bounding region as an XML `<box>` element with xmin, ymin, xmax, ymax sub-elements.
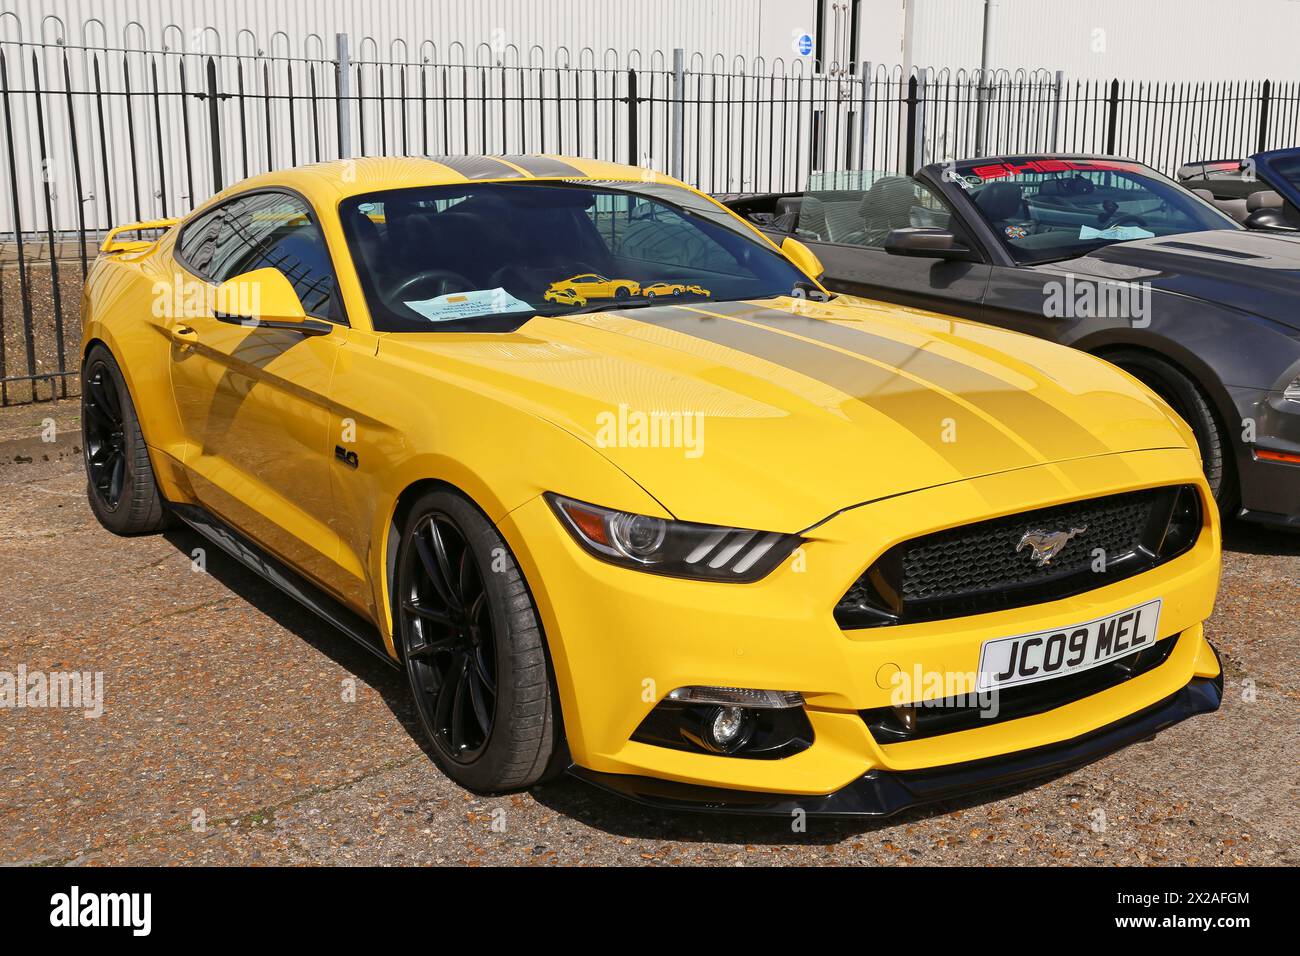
<box><xmin>884</xmin><ymin>227</ymin><xmax>974</xmax><ymax>260</ymax></box>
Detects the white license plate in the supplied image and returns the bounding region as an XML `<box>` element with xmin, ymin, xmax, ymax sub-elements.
<box><xmin>976</xmin><ymin>599</ymin><xmax>1162</xmax><ymax>692</ymax></box>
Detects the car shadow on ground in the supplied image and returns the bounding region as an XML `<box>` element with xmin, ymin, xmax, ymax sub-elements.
<box><xmin>156</xmin><ymin>520</ymin><xmax>1210</xmax><ymax>847</ymax></box>
<box><xmin>160</xmin><ymin>525</ymin><xmax>448</xmax><ymax>771</ymax></box>
<box><xmin>1222</xmin><ymin>518</ymin><xmax>1300</xmax><ymax>556</ymax></box>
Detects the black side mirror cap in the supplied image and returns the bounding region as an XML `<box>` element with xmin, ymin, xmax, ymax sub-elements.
<box><xmin>1243</xmin><ymin>207</ymin><xmax>1297</xmax><ymax>232</ymax></box>
<box><xmin>883</xmin><ymin>227</ymin><xmax>974</xmax><ymax>260</ymax></box>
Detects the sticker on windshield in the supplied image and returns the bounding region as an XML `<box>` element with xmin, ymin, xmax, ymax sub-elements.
<box><xmin>1079</xmin><ymin>224</ymin><xmax>1156</xmax><ymax>241</ymax></box>
<box><xmin>1004</xmin><ymin>225</ymin><xmax>1029</xmax><ymax>240</ymax></box>
<box><xmin>403</xmin><ymin>288</ymin><xmax>532</xmax><ymax>323</ymax></box>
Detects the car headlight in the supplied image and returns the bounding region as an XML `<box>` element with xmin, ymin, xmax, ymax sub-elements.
<box><xmin>1285</xmin><ymin>375</ymin><xmax>1300</xmax><ymax>403</ymax></box>
<box><xmin>546</xmin><ymin>494</ymin><xmax>800</xmax><ymax>582</ymax></box>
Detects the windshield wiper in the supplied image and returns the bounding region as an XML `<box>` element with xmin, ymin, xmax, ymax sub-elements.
<box><xmin>557</xmin><ymin>296</ymin><xmax>706</xmax><ymax>316</ymax></box>
<box><xmin>791</xmin><ymin>280</ymin><xmax>834</xmax><ymax>301</ymax></box>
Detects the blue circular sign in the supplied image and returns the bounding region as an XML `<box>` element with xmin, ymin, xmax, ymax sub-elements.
<box><xmin>796</xmin><ymin>33</ymin><xmax>813</xmax><ymax>56</ymax></box>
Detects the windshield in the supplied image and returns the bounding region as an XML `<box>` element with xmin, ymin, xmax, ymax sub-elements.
<box><xmin>339</xmin><ymin>180</ymin><xmax>810</xmax><ymax>331</ymax></box>
<box><xmin>1265</xmin><ymin>153</ymin><xmax>1300</xmax><ymax>195</ymax></box>
<box><xmin>948</xmin><ymin>158</ymin><xmax>1239</xmax><ymax>264</ymax></box>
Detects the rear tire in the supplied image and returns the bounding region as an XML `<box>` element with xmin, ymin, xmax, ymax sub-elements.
<box><xmin>81</xmin><ymin>343</ymin><xmax>171</xmax><ymax>536</ymax></box>
<box><xmin>395</xmin><ymin>488</ymin><xmax>558</xmax><ymax>793</ymax></box>
<box><xmin>1107</xmin><ymin>350</ymin><xmax>1234</xmax><ymax>509</ymax></box>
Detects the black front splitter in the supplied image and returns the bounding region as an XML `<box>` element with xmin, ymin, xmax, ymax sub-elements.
<box><xmin>568</xmin><ymin>673</ymin><xmax>1223</xmax><ymax>818</ymax></box>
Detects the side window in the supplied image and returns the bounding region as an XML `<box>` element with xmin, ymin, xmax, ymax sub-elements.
<box><xmin>805</xmin><ymin>178</ymin><xmax>955</xmax><ymax>249</ymax></box>
<box><xmin>205</xmin><ymin>192</ymin><xmax>338</xmax><ymax>322</ymax></box>
<box><xmin>176</xmin><ymin>205</ymin><xmax>225</xmax><ymax>275</ymax></box>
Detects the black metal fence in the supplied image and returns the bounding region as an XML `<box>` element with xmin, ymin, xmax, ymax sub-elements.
<box><xmin>2</xmin><ymin>35</ymin><xmax>1298</xmax><ymax>405</ymax></box>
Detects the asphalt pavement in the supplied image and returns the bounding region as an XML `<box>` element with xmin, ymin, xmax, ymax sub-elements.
<box><xmin>1</xmin><ymin>400</ymin><xmax>1294</xmax><ymax>865</ymax></box>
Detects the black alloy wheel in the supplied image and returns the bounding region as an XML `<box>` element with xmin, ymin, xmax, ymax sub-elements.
<box><xmin>80</xmin><ymin>343</ymin><xmax>170</xmax><ymax>535</ymax></box>
<box><xmin>402</xmin><ymin>510</ymin><xmax>498</xmax><ymax>763</ymax></box>
<box><xmin>83</xmin><ymin>359</ymin><xmax>128</xmax><ymax>509</ymax></box>
<box><xmin>396</xmin><ymin>489</ymin><xmax>560</xmax><ymax>792</ymax></box>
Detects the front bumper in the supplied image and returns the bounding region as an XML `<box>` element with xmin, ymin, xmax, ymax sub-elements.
<box><xmin>1229</xmin><ymin>385</ymin><xmax>1300</xmax><ymax>529</ymax></box>
<box><xmin>499</xmin><ymin>447</ymin><xmax>1221</xmax><ymax>801</ymax></box>
<box><xmin>569</xmin><ymin>669</ymin><xmax>1223</xmax><ymax>816</ymax></box>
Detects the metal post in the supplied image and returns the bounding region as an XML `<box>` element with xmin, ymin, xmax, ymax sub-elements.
<box><xmin>205</xmin><ymin>56</ymin><xmax>224</xmax><ymax>191</ymax></box>
<box><xmin>901</xmin><ymin>0</ymin><xmax>916</xmax><ymax>82</ymax></box>
<box><xmin>1050</xmin><ymin>69</ymin><xmax>1064</xmax><ymax>152</ymax></box>
<box><xmin>912</xmin><ymin>72</ymin><xmax>926</xmax><ymax>172</ymax></box>
<box><xmin>857</xmin><ymin>61</ymin><xmax>872</xmax><ymax>172</ymax></box>
<box><xmin>1105</xmin><ymin>78</ymin><xmax>1120</xmax><ymax>155</ymax></box>
<box><xmin>974</xmin><ymin>0</ymin><xmax>998</xmax><ymax>157</ymax></box>
<box><xmin>670</xmin><ymin>48</ymin><xmax>684</xmax><ymax>180</ymax></box>
<box><xmin>336</xmin><ymin>32</ymin><xmax>351</xmax><ymax>159</ymax></box>
<box><xmin>904</xmin><ymin>74</ymin><xmax>918</xmax><ymax>174</ymax></box>
<box><xmin>1257</xmin><ymin>79</ymin><xmax>1272</xmax><ymax>153</ymax></box>
<box><xmin>626</xmin><ymin>68</ymin><xmax>639</xmax><ymax>166</ymax></box>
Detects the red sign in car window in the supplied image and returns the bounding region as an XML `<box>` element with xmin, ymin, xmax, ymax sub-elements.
<box><xmin>963</xmin><ymin>158</ymin><xmax>1148</xmax><ymax>180</ymax></box>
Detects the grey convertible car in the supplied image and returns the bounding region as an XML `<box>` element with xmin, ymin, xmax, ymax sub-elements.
<box><xmin>722</xmin><ymin>155</ymin><xmax>1300</xmax><ymax>530</ymax></box>
<box><xmin>1177</xmin><ymin>147</ymin><xmax>1300</xmax><ymax>231</ymax></box>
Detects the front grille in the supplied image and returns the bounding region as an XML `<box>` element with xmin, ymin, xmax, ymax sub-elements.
<box><xmin>836</xmin><ymin>485</ymin><xmax>1201</xmax><ymax>628</ymax></box>
<box><xmin>861</xmin><ymin>635</ymin><xmax>1178</xmax><ymax>743</ymax></box>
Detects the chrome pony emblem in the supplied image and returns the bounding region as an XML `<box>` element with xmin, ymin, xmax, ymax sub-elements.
<box><xmin>1016</xmin><ymin>526</ymin><xmax>1087</xmax><ymax>567</ymax></box>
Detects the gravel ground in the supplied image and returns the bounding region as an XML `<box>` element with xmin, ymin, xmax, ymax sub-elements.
<box><xmin>1</xmin><ymin>399</ymin><xmax>1295</xmax><ymax>866</ymax></box>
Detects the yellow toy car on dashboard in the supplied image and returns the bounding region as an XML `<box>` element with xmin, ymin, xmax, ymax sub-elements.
<box><xmin>544</xmin><ymin>287</ymin><xmax>586</xmax><ymax>307</ymax></box>
<box><xmin>547</xmin><ymin>272</ymin><xmax>640</xmax><ymax>300</ymax></box>
<box><xmin>642</xmin><ymin>281</ymin><xmax>686</xmax><ymax>298</ymax></box>
<box><xmin>79</xmin><ymin>153</ymin><xmax>1222</xmax><ymax>814</ymax></box>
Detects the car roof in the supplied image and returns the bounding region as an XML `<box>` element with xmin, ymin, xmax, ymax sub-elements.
<box><xmin>197</xmin><ymin>154</ymin><xmax>687</xmax><ymax>215</ymax></box>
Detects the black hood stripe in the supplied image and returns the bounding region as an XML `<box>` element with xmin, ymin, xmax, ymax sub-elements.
<box><xmin>618</xmin><ymin>306</ymin><xmax>1039</xmax><ymax>473</ymax></box>
<box><xmin>427</xmin><ymin>155</ymin><xmax>526</xmax><ymax>180</ymax></box>
<box><xmin>700</xmin><ymin>300</ymin><xmax>1111</xmax><ymax>457</ymax></box>
<box><xmin>499</xmin><ymin>155</ymin><xmax>587</xmax><ymax>178</ymax></box>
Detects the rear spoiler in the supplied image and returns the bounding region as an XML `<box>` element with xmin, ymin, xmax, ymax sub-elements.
<box><xmin>99</xmin><ymin>218</ymin><xmax>179</xmax><ymax>254</ymax></box>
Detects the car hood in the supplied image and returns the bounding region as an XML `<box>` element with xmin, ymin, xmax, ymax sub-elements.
<box><xmin>1053</xmin><ymin>229</ymin><xmax>1300</xmax><ymax>332</ymax></box>
<box><xmin>381</xmin><ymin>297</ymin><xmax>1190</xmax><ymax>531</ymax></box>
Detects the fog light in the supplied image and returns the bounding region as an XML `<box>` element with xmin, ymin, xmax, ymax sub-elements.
<box><xmin>631</xmin><ymin>694</ymin><xmax>814</xmax><ymax>759</ymax></box>
<box><xmin>703</xmin><ymin>705</ymin><xmax>752</xmax><ymax>753</ymax></box>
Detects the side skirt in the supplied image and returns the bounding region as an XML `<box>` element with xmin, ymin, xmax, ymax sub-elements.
<box><xmin>169</xmin><ymin>503</ymin><xmax>400</xmax><ymax>670</ymax></box>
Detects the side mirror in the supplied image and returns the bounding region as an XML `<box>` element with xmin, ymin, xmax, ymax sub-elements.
<box><xmin>213</xmin><ymin>267</ymin><xmax>332</xmax><ymax>335</ymax></box>
<box><xmin>781</xmin><ymin>236</ymin><xmax>825</xmax><ymax>279</ymax></box>
<box><xmin>1243</xmin><ymin>207</ymin><xmax>1297</xmax><ymax>232</ymax></box>
<box><xmin>884</xmin><ymin>227</ymin><xmax>972</xmax><ymax>260</ymax></box>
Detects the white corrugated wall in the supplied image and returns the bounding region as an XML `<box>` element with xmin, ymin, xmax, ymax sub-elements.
<box><xmin>4</xmin><ymin>1</ymin><xmax>1295</xmax><ymax>91</ymax></box>
<box><xmin>0</xmin><ymin>0</ymin><xmax>805</xmax><ymax>63</ymax></box>
<box><xmin>900</xmin><ymin>0</ymin><xmax>1300</xmax><ymax>81</ymax></box>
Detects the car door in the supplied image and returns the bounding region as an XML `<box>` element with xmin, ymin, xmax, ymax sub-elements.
<box><xmin>165</xmin><ymin>189</ymin><xmax>350</xmax><ymax>594</ymax></box>
<box><xmin>792</xmin><ymin>176</ymin><xmax>992</xmax><ymax>320</ymax></box>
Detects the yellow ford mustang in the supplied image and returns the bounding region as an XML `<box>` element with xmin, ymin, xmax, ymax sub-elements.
<box><xmin>81</xmin><ymin>154</ymin><xmax>1223</xmax><ymax>815</ymax></box>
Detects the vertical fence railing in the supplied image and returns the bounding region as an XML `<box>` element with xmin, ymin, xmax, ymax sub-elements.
<box><xmin>1</xmin><ymin>34</ymin><xmax>1297</xmax><ymax>405</ymax></box>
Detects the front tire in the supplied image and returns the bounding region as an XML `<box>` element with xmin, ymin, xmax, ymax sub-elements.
<box><xmin>1108</xmin><ymin>350</ymin><xmax>1234</xmax><ymax>508</ymax></box>
<box><xmin>395</xmin><ymin>488</ymin><xmax>557</xmax><ymax>792</ymax></box>
<box><xmin>81</xmin><ymin>343</ymin><xmax>170</xmax><ymax>535</ymax></box>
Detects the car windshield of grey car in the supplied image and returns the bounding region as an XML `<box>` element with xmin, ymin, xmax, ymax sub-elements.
<box><xmin>952</xmin><ymin>158</ymin><xmax>1239</xmax><ymax>264</ymax></box>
